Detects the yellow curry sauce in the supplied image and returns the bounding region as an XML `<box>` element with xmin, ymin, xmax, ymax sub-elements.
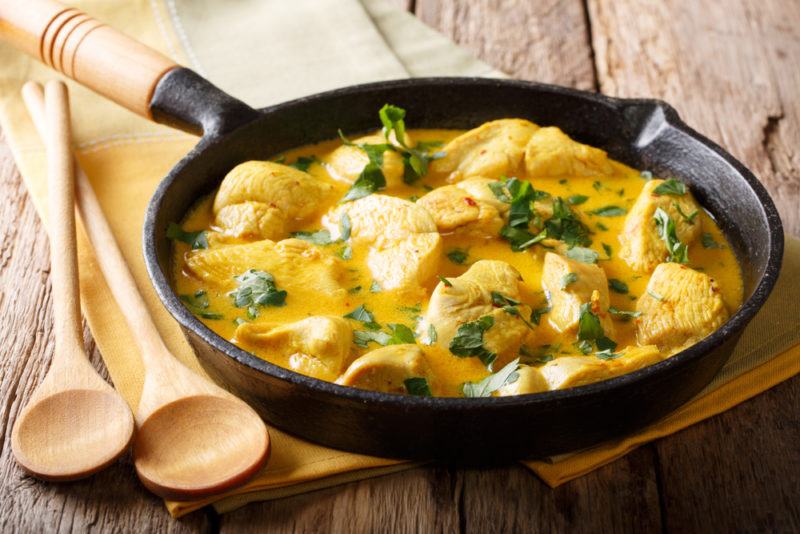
<box><xmin>171</xmin><ymin>119</ymin><xmax>742</xmax><ymax>398</ymax></box>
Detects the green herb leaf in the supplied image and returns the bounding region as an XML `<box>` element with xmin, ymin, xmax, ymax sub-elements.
<box><xmin>179</xmin><ymin>290</ymin><xmax>223</xmax><ymax>320</ymax></box>
<box><xmin>446</xmin><ymin>248</ymin><xmax>469</xmax><ymax>264</ymax></box>
<box><xmin>567</xmin><ymin>194</ymin><xmax>589</xmax><ymax>205</ymax></box>
<box><xmin>608</xmin><ymin>279</ymin><xmax>629</xmax><ymax>294</ymax></box>
<box><xmin>353</xmin><ymin>330</ymin><xmax>392</xmax><ymax>347</ymax></box>
<box><xmin>596</xmin><ymin>349</ymin><xmax>623</xmax><ymax>360</ymax></box>
<box><xmin>462</xmin><ymin>358</ymin><xmax>520</xmax><ymax>398</ymax></box>
<box><xmin>387</xmin><ymin>323</ymin><xmax>416</xmax><ymax>344</ymax></box>
<box><xmin>336</xmin><ymin>244</ymin><xmax>353</xmax><ymax>260</ymax></box>
<box><xmin>449</xmin><ymin>316</ymin><xmax>497</xmax><ymax>370</ymax></box>
<box><xmin>291</xmin><ymin>229</ymin><xmax>334</xmax><ymax>245</ymax></box>
<box><xmin>574</xmin><ymin>339</ymin><xmax>593</xmax><ymax>354</ymax></box>
<box><xmin>438</xmin><ymin>275</ymin><xmax>453</xmax><ymax>287</ymax></box>
<box><xmin>530</xmin><ymin>306</ymin><xmax>551</xmax><ymax>325</ymax></box>
<box><xmin>427</xmin><ymin>323</ymin><xmax>438</xmax><ymax>344</ymax></box>
<box><xmin>565</xmin><ymin>246</ymin><xmax>599</xmax><ymax>264</ymax></box>
<box><xmin>560</xmin><ymin>272</ymin><xmax>578</xmax><ymax>289</ymax></box>
<box><xmin>596</xmin><ymin>222</ymin><xmax>609</xmax><ymax>231</ymax></box>
<box><xmin>653</xmin><ymin>179</ymin><xmax>687</xmax><ymax>196</ymax></box>
<box><xmin>701</xmin><ymin>232</ymin><xmax>722</xmax><ymax>249</ymax></box>
<box><xmin>341</xmin><ymin>161</ymin><xmax>386</xmax><ymax>202</ymax></box>
<box><xmin>602</xmin><ymin>243</ymin><xmax>613</xmax><ymax>258</ymax></box>
<box><xmin>340</xmin><ymin>213</ymin><xmax>352</xmax><ymax>241</ymax></box>
<box><xmin>542</xmin><ymin>198</ymin><xmax>592</xmax><ymax>248</ymax></box>
<box><xmin>577</xmin><ymin>302</ymin><xmax>604</xmax><ymax>341</ymax></box>
<box><xmin>590</xmin><ymin>205</ymin><xmax>627</xmax><ymax>217</ymax></box>
<box><xmin>344</xmin><ymin>304</ymin><xmax>376</xmax><ymax>324</ymax></box>
<box><xmin>500</xmin><ymin>225</ymin><xmax>547</xmax><ymax>251</ymax></box>
<box><xmin>404</xmin><ymin>377</ymin><xmax>432</xmax><ymax>397</ymax></box>
<box><xmin>369</xmin><ymin>280</ymin><xmax>382</xmax><ymax>292</ymax></box>
<box><xmin>673</xmin><ymin>202</ymin><xmax>698</xmax><ymax>224</ymax></box>
<box><xmin>287</xmin><ymin>155</ymin><xmax>318</xmax><ymax>172</ymax></box>
<box><xmin>379</xmin><ymin>104</ymin><xmax>407</xmax><ymax>145</ymax></box>
<box><xmin>488</xmin><ymin>180</ymin><xmax>512</xmax><ymax>203</ymax></box>
<box><xmin>490</xmin><ymin>291</ymin><xmax>520</xmax><ymax>307</ymax></box>
<box><xmin>167</xmin><ymin>223</ymin><xmax>208</xmax><ymax>250</ymax></box>
<box><xmin>608</xmin><ymin>307</ymin><xmax>642</xmax><ymax>320</ymax></box>
<box><xmin>640</xmin><ymin>170</ymin><xmax>653</xmax><ymax>180</ymax></box>
<box><xmin>229</xmin><ymin>270</ymin><xmax>287</xmax><ymax>318</ymax></box>
<box><xmin>654</xmin><ymin>207</ymin><xmax>689</xmax><ymax>263</ymax></box>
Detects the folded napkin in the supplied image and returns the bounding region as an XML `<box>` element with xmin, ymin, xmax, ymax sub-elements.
<box><xmin>0</xmin><ymin>0</ymin><xmax>797</xmax><ymax>518</ymax></box>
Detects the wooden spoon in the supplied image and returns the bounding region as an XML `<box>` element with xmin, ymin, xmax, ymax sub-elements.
<box><xmin>10</xmin><ymin>81</ymin><xmax>135</xmax><ymax>481</ymax></box>
<box><xmin>21</xmin><ymin>82</ymin><xmax>270</xmax><ymax>500</ymax></box>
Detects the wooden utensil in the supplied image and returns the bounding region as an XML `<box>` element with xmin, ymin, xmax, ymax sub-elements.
<box><xmin>10</xmin><ymin>81</ymin><xmax>135</xmax><ymax>481</ymax></box>
<box><xmin>20</xmin><ymin>82</ymin><xmax>270</xmax><ymax>501</ymax></box>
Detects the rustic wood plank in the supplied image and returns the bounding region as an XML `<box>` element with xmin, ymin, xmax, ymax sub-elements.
<box><xmin>655</xmin><ymin>377</ymin><xmax>800</xmax><ymax>532</ymax></box>
<box><xmin>0</xmin><ymin>130</ymin><xmax>210</xmax><ymax>533</ymax></box>
<box><xmin>415</xmin><ymin>0</ymin><xmax>597</xmax><ymax>90</ymax></box>
<box><xmin>459</xmin><ymin>448</ymin><xmax>661</xmax><ymax>533</ymax></box>
<box><xmin>587</xmin><ymin>0</ymin><xmax>800</xmax><ymax>235</ymax></box>
<box><xmin>587</xmin><ymin>0</ymin><xmax>800</xmax><ymax>529</ymax></box>
<box><xmin>220</xmin><ymin>467</ymin><xmax>459</xmax><ymax>533</ymax></box>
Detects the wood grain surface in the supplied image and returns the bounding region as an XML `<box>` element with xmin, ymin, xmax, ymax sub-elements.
<box><xmin>1</xmin><ymin>0</ymin><xmax>798</xmax><ymax>532</ymax></box>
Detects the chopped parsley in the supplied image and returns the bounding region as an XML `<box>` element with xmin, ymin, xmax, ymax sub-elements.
<box><xmin>291</xmin><ymin>229</ymin><xmax>334</xmax><ymax>245</ymax></box>
<box><xmin>499</xmin><ymin>225</ymin><xmax>546</xmax><ymax>251</ymax></box>
<box><xmin>647</xmin><ymin>289</ymin><xmax>665</xmax><ymax>301</ymax></box>
<box><xmin>446</xmin><ymin>248</ymin><xmax>469</xmax><ymax>264</ymax></box>
<box><xmin>491</xmin><ymin>291</ymin><xmax>535</xmax><ymax>330</ymax></box>
<box><xmin>608</xmin><ymin>278</ymin><xmax>629</xmax><ymax>294</ymax></box>
<box><xmin>167</xmin><ymin>223</ymin><xmax>208</xmax><ymax>250</ymax></box>
<box><xmin>702</xmin><ymin>232</ymin><xmax>722</xmax><ymax>249</ymax></box>
<box><xmin>336</xmin><ymin>244</ymin><xmax>353</xmax><ymax>260</ymax></box>
<box><xmin>530</xmin><ymin>305</ymin><xmax>551</xmax><ymax>325</ymax></box>
<box><xmin>560</xmin><ymin>272</ymin><xmax>578</xmax><ymax>289</ymax></box>
<box><xmin>369</xmin><ymin>280</ymin><xmax>382</xmax><ymax>292</ymax></box>
<box><xmin>567</xmin><ymin>194</ymin><xmax>589</xmax><ymax>206</ymax></box>
<box><xmin>438</xmin><ymin>275</ymin><xmax>453</xmax><ymax>287</ymax></box>
<box><xmin>427</xmin><ymin>323</ymin><xmax>438</xmax><ymax>345</ymax></box>
<box><xmin>229</xmin><ymin>270</ymin><xmax>287</xmax><ymax>318</ymax></box>
<box><xmin>653</xmin><ymin>178</ymin><xmax>687</xmax><ymax>196</ymax></box>
<box><xmin>404</xmin><ymin>377</ymin><xmax>432</xmax><ymax>397</ymax></box>
<box><xmin>353</xmin><ymin>322</ymin><xmax>416</xmax><ymax>347</ymax></box>
<box><xmin>180</xmin><ymin>290</ymin><xmax>223</xmax><ymax>320</ymax></box>
<box><xmin>577</xmin><ymin>302</ymin><xmax>617</xmax><ymax>353</ymax></box>
<box><xmin>595</xmin><ymin>349</ymin><xmax>623</xmax><ymax>360</ymax></box>
<box><xmin>462</xmin><ymin>358</ymin><xmax>520</xmax><ymax>398</ymax></box>
<box><xmin>602</xmin><ymin>243</ymin><xmax>613</xmax><ymax>258</ymax></box>
<box><xmin>340</xmin><ymin>213</ymin><xmax>352</xmax><ymax>241</ymax></box>
<box><xmin>608</xmin><ymin>307</ymin><xmax>641</xmax><ymax>321</ymax></box>
<box><xmin>449</xmin><ymin>316</ymin><xmax>497</xmax><ymax>370</ymax></box>
<box><xmin>343</xmin><ymin>304</ymin><xmax>380</xmax><ymax>329</ymax></box>
<box><xmin>378</xmin><ymin>104</ymin><xmax>443</xmax><ymax>184</ymax></box>
<box><xmin>589</xmin><ymin>205</ymin><xmax>627</xmax><ymax>217</ymax></box>
<box><xmin>654</xmin><ymin>207</ymin><xmax>689</xmax><ymax>263</ymax></box>
<box><xmin>673</xmin><ymin>202</ymin><xmax>698</xmax><ymax>224</ymax></box>
<box><xmin>542</xmin><ymin>197</ymin><xmax>592</xmax><ymax>248</ymax></box>
<box><xmin>640</xmin><ymin>170</ymin><xmax>653</xmax><ymax>180</ymax></box>
<box><xmin>287</xmin><ymin>155</ymin><xmax>318</xmax><ymax>172</ymax></box>
<box><xmin>565</xmin><ymin>246</ymin><xmax>599</xmax><ymax>264</ymax></box>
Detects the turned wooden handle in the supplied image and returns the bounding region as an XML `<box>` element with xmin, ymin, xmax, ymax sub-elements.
<box><xmin>42</xmin><ymin>80</ymin><xmax>85</xmax><ymax>354</ymax></box>
<box><xmin>0</xmin><ymin>0</ymin><xmax>177</xmax><ymax>119</ymax></box>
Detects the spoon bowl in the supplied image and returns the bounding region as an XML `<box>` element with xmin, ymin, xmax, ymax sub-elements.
<box><xmin>133</xmin><ymin>395</ymin><xmax>269</xmax><ymax>500</ymax></box>
<box><xmin>12</xmin><ymin>387</ymin><xmax>134</xmax><ymax>481</ymax></box>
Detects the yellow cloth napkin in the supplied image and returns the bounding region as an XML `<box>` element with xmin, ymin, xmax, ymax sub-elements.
<box><xmin>0</xmin><ymin>0</ymin><xmax>797</xmax><ymax>518</ymax></box>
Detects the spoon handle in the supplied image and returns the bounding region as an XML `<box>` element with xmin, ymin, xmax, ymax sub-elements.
<box><xmin>23</xmin><ymin>82</ymin><xmax>170</xmax><ymax>363</ymax></box>
<box><xmin>43</xmin><ymin>81</ymin><xmax>84</xmax><ymax>359</ymax></box>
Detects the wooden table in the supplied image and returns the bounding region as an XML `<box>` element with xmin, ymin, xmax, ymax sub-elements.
<box><xmin>1</xmin><ymin>1</ymin><xmax>798</xmax><ymax>531</ymax></box>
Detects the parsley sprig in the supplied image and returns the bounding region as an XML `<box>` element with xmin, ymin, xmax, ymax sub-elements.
<box><xmin>462</xmin><ymin>358</ymin><xmax>521</xmax><ymax>398</ymax></box>
<box><xmin>654</xmin><ymin>207</ymin><xmax>689</xmax><ymax>263</ymax></box>
<box><xmin>576</xmin><ymin>302</ymin><xmax>617</xmax><ymax>354</ymax></box>
<box><xmin>228</xmin><ymin>270</ymin><xmax>287</xmax><ymax>319</ymax></box>
<box><xmin>180</xmin><ymin>290</ymin><xmax>222</xmax><ymax>320</ymax></box>
<box><xmin>449</xmin><ymin>315</ymin><xmax>497</xmax><ymax>370</ymax></box>
<box><xmin>167</xmin><ymin>223</ymin><xmax>208</xmax><ymax>250</ymax></box>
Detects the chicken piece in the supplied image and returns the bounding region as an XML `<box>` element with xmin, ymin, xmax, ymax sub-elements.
<box><xmin>416</xmin><ymin>179</ymin><xmax>505</xmax><ymax>237</ymax></box>
<box><xmin>417</xmin><ymin>260</ymin><xmax>531</xmax><ymax>360</ymax></box>
<box><xmin>324</xmin><ymin>134</ymin><xmax>405</xmax><ymax>188</ymax></box>
<box><xmin>455</xmin><ymin>177</ymin><xmax>511</xmax><ymax>213</ymax></box>
<box><xmin>524</xmin><ymin>127</ymin><xmax>614</xmax><ymax>179</ymax></box>
<box><xmin>322</xmin><ymin>195</ymin><xmax>441</xmax><ymax>292</ymax></box>
<box><xmin>497</xmin><ymin>365</ymin><xmax>549</xmax><ymax>396</ymax></box>
<box><xmin>619</xmin><ymin>179</ymin><xmax>703</xmax><ymax>273</ymax></box>
<box><xmin>236</xmin><ymin>316</ymin><xmax>352</xmax><ymax>381</ymax></box>
<box><xmin>214</xmin><ymin>202</ymin><xmax>286</xmax><ymax>241</ymax></box>
<box><xmin>430</xmin><ymin>119</ymin><xmax>539</xmax><ymax>182</ymax></box>
<box><xmin>636</xmin><ymin>263</ymin><xmax>729</xmax><ymax>353</ymax></box>
<box><xmin>540</xmin><ymin>345</ymin><xmax>663</xmax><ymax>390</ymax></box>
<box><xmin>541</xmin><ymin>252</ymin><xmax>614</xmax><ymax>336</ymax></box>
<box><xmin>212</xmin><ymin>161</ymin><xmax>333</xmax><ymax>239</ymax></box>
<box><xmin>185</xmin><ymin>238</ymin><xmax>347</xmax><ymax>296</ymax></box>
<box><xmin>337</xmin><ymin>345</ymin><xmax>435</xmax><ymax>394</ymax></box>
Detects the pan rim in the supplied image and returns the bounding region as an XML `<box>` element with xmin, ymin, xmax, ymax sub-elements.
<box><xmin>143</xmin><ymin>76</ymin><xmax>784</xmax><ymax>410</ymax></box>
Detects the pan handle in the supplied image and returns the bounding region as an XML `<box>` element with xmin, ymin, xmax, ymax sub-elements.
<box><xmin>0</xmin><ymin>0</ymin><xmax>258</xmax><ymax>135</ymax></box>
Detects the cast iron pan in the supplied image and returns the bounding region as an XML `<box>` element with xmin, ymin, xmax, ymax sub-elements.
<box><xmin>2</xmin><ymin>1</ymin><xmax>783</xmax><ymax>461</ymax></box>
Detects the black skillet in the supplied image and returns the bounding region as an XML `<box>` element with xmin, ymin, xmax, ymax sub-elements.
<box><xmin>2</xmin><ymin>1</ymin><xmax>783</xmax><ymax>461</ymax></box>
